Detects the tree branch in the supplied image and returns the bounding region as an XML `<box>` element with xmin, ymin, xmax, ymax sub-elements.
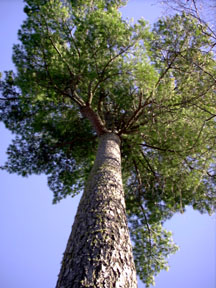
<box><xmin>80</xmin><ymin>105</ymin><xmax>108</xmax><ymax>136</ymax></box>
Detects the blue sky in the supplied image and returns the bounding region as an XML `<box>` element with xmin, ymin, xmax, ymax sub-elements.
<box><xmin>0</xmin><ymin>1</ymin><xmax>215</xmax><ymax>288</ymax></box>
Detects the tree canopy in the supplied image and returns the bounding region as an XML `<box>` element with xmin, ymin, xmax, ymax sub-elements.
<box><xmin>1</xmin><ymin>0</ymin><xmax>216</xmax><ymax>286</ymax></box>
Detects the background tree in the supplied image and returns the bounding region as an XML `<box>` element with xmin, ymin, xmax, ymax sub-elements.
<box><xmin>161</xmin><ymin>0</ymin><xmax>216</xmax><ymax>47</ymax></box>
<box><xmin>0</xmin><ymin>0</ymin><xmax>216</xmax><ymax>287</ymax></box>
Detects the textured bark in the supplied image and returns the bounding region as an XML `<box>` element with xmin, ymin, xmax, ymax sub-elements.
<box><xmin>56</xmin><ymin>133</ymin><xmax>137</xmax><ymax>288</ymax></box>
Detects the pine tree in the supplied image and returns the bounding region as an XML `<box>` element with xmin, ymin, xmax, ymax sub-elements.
<box><xmin>1</xmin><ymin>0</ymin><xmax>216</xmax><ymax>287</ymax></box>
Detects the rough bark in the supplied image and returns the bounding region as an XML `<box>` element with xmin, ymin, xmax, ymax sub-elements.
<box><xmin>56</xmin><ymin>133</ymin><xmax>137</xmax><ymax>288</ymax></box>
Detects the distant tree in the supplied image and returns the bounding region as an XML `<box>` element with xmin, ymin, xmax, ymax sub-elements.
<box><xmin>161</xmin><ymin>0</ymin><xmax>216</xmax><ymax>46</ymax></box>
<box><xmin>1</xmin><ymin>0</ymin><xmax>216</xmax><ymax>287</ymax></box>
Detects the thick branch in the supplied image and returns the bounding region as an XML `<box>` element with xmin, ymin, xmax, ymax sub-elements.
<box><xmin>80</xmin><ymin>105</ymin><xmax>108</xmax><ymax>136</ymax></box>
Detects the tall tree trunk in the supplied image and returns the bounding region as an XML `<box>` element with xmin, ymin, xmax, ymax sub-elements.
<box><xmin>56</xmin><ymin>133</ymin><xmax>137</xmax><ymax>288</ymax></box>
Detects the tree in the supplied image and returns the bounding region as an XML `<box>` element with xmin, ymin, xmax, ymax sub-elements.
<box><xmin>0</xmin><ymin>0</ymin><xmax>216</xmax><ymax>287</ymax></box>
<box><xmin>161</xmin><ymin>0</ymin><xmax>216</xmax><ymax>47</ymax></box>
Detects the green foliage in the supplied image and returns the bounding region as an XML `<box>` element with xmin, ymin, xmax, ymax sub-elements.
<box><xmin>131</xmin><ymin>220</ymin><xmax>178</xmax><ymax>287</ymax></box>
<box><xmin>0</xmin><ymin>72</ymin><xmax>97</xmax><ymax>202</ymax></box>
<box><xmin>125</xmin><ymin>188</ymin><xmax>179</xmax><ymax>286</ymax></box>
<box><xmin>1</xmin><ymin>1</ymin><xmax>216</xmax><ymax>286</ymax></box>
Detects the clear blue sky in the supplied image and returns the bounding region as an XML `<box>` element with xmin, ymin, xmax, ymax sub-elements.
<box><xmin>0</xmin><ymin>1</ymin><xmax>215</xmax><ymax>288</ymax></box>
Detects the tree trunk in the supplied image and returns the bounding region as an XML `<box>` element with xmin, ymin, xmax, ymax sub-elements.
<box><xmin>56</xmin><ymin>132</ymin><xmax>137</xmax><ymax>288</ymax></box>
